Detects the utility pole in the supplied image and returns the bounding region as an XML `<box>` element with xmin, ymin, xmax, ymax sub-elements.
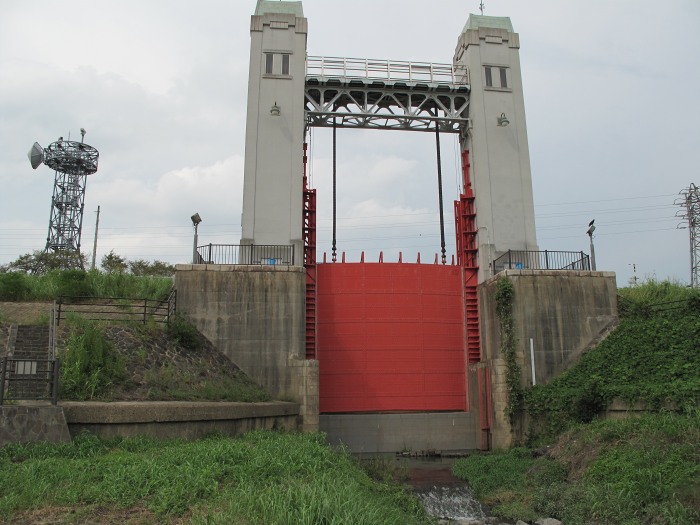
<box><xmin>91</xmin><ymin>205</ymin><xmax>100</xmax><ymax>270</ymax></box>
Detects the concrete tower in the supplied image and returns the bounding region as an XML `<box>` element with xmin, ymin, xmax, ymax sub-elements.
<box><xmin>240</xmin><ymin>1</ymin><xmax>308</xmax><ymax>263</ymax></box>
<box><xmin>455</xmin><ymin>15</ymin><xmax>538</xmax><ymax>280</ymax></box>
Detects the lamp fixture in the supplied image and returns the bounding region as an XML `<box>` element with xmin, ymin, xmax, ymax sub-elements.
<box><xmin>497</xmin><ymin>112</ymin><xmax>510</xmax><ymax>127</ymax></box>
<box><xmin>270</xmin><ymin>101</ymin><xmax>281</xmax><ymax>117</ymax></box>
<box><xmin>191</xmin><ymin>212</ymin><xmax>202</xmax><ymax>226</ymax></box>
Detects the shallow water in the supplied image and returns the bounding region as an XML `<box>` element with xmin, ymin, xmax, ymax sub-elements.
<box><xmin>415</xmin><ymin>485</ymin><xmax>487</xmax><ymax>521</ymax></box>
<box><xmin>396</xmin><ymin>456</ymin><xmax>487</xmax><ymax>521</ymax></box>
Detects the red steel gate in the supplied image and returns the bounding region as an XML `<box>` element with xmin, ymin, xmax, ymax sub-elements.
<box><xmin>317</xmin><ymin>261</ymin><xmax>467</xmax><ymax>413</ymax></box>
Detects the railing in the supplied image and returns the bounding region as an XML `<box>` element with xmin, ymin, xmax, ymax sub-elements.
<box><xmin>48</xmin><ymin>301</ymin><xmax>57</xmax><ymax>359</ymax></box>
<box><xmin>0</xmin><ymin>357</ymin><xmax>59</xmax><ymax>405</ymax></box>
<box><xmin>306</xmin><ymin>56</ymin><xmax>469</xmax><ymax>85</ymax></box>
<box><xmin>492</xmin><ymin>250</ymin><xmax>591</xmax><ymax>274</ymax></box>
<box><xmin>56</xmin><ymin>292</ymin><xmax>176</xmax><ymax>326</ymax></box>
<box><xmin>195</xmin><ymin>244</ymin><xmax>296</xmax><ymax>266</ymax></box>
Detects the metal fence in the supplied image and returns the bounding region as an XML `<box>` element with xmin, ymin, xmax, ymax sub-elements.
<box><xmin>195</xmin><ymin>244</ymin><xmax>296</xmax><ymax>266</ymax></box>
<box><xmin>56</xmin><ymin>289</ymin><xmax>176</xmax><ymax>326</ymax></box>
<box><xmin>492</xmin><ymin>250</ymin><xmax>591</xmax><ymax>274</ymax></box>
<box><xmin>0</xmin><ymin>357</ymin><xmax>60</xmax><ymax>405</ymax></box>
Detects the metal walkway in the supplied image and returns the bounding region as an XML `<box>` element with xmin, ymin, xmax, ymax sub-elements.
<box><xmin>305</xmin><ymin>56</ymin><xmax>470</xmax><ymax>133</ymax></box>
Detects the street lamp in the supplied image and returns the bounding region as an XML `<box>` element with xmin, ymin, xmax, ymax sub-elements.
<box><xmin>191</xmin><ymin>213</ymin><xmax>202</xmax><ymax>264</ymax></box>
<box><xmin>586</xmin><ymin>219</ymin><xmax>596</xmax><ymax>271</ymax></box>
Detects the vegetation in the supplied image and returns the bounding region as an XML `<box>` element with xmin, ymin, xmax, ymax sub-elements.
<box><xmin>0</xmin><ymin>269</ymin><xmax>173</xmax><ymax>301</ymax></box>
<box><xmin>0</xmin><ymin>432</ymin><xmax>431</xmax><ymax>525</ymax></box>
<box><xmin>495</xmin><ymin>276</ymin><xmax>522</xmax><ymax>419</ymax></box>
<box><xmin>0</xmin><ymin>250</ymin><xmax>85</xmax><ymax>274</ymax></box>
<box><xmin>453</xmin><ymin>410</ymin><xmax>699</xmax><ymax>525</ymax></box>
<box><xmin>525</xmin><ymin>280</ymin><xmax>700</xmax><ymax>443</ymax></box>
<box><xmin>0</xmin><ymin>250</ymin><xmax>175</xmax><ymax>302</ymax></box>
<box><xmin>59</xmin><ymin>319</ymin><xmax>125</xmax><ymax>400</ymax></box>
<box><xmin>453</xmin><ymin>280</ymin><xmax>700</xmax><ymax>524</ymax></box>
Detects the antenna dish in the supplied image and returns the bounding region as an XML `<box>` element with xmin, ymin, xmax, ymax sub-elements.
<box><xmin>28</xmin><ymin>142</ymin><xmax>44</xmax><ymax>169</ymax></box>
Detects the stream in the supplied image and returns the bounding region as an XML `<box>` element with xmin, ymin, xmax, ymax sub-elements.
<box><xmin>397</xmin><ymin>456</ymin><xmax>513</xmax><ymax>524</ymax></box>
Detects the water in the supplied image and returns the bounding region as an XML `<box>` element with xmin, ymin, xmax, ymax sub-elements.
<box><xmin>415</xmin><ymin>485</ymin><xmax>487</xmax><ymax>521</ymax></box>
<box><xmin>397</xmin><ymin>456</ymin><xmax>487</xmax><ymax>521</ymax></box>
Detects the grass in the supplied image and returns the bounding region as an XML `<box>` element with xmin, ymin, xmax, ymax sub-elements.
<box><xmin>0</xmin><ymin>270</ymin><xmax>173</xmax><ymax>302</ymax></box>
<box><xmin>453</xmin><ymin>410</ymin><xmax>700</xmax><ymax>525</ymax></box>
<box><xmin>143</xmin><ymin>364</ymin><xmax>270</xmax><ymax>403</ymax></box>
<box><xmin>452</xmin><ymin>281</ymin><xmax>700</xmax><ymax>524</ymax></box>
<box><xmin>59</xmin><ymin>319</ymin><xmax>126</xmax><ymax>400</ymax></box>
<box><xmin>0</xmin><ymin>431</ymin><xmax>432</xmax><ymax>525</ymax></box>
<box><xmin>525</xmin><ymin>280</ymin><xmax>700</xmax><ymax>443</ymax></box>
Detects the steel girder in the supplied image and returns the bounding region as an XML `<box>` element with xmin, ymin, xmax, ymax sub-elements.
<box><xmin>304</xmin><ymin>78</ymin><xmax>470</xmax><ymax>133</ymax></box>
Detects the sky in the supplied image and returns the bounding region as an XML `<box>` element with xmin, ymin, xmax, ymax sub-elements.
<box><xmin>1</xmin><ymin>0</ymin><xmax>698</xmax><ymax>286</ymax></box>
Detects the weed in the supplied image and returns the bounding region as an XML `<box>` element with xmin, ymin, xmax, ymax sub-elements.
<box><xmin>166</xmin><ymin>314</ymin><xmax>202</xmax><ymax>351</ymax></box>
<box><xmin>59</xmin><ymin>319</ymin><xmax>125</xmax><ymax>400</ymax></box>
<box><xmin>0</xmin><ymin>432</ymin><xmax>432</xmax><ymax>524</ymax></box>
<box><xmin>0</xmin><ymin>272</ymin><xmax>30</xmax><ymax>301</ymax></box>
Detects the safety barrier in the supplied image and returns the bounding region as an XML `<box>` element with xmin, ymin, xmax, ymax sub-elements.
<box><xmin>492</xmin><ymin>250</ymin><xmax>591</xmax><ymax>274</ymax></box>
<box><xmin>195</xmin><ymin>244</ymin><xmax>295</xmax><ymax>266</ymax></box>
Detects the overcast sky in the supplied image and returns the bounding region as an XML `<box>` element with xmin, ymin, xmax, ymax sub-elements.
<box><xmin>1</xmin><ymin>0</ymin><xmax>698</xmax><ymax>286</ymax></box>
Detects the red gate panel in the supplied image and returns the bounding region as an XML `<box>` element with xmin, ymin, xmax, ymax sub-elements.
<box><xmin>317</xmin><ymin>262</ymin><xmax>466</xmax><ymax>413</ymax></box>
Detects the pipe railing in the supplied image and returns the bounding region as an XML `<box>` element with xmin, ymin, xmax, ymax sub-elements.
<box><xmin>195</xmin><ymin>244</ymin><xmax>296</xmax><ymax>266</ymax></box>
<box><xmin>492</xmin><ymin>250</ymin><xmax>591</xmax><ymax>274</ymax></box>
<box><xmin>306</xmin><ymin>56</ymin><xmax>469</xmax><ymax>85</ymax></box>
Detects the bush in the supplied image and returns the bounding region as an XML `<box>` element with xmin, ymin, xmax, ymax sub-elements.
<box><xmin>60</xmin><ymin>320</ymin><xmax>124</xmax><ymax>400</ymax></box>
<box><xmin>55</xmin><ymin>270</ymin><xmax>93</xmax><ymax>298</ymax></box>
<box><xmin>0</xmin><ymin>272</ymin><xmax>30</xmax><ymax>301</ymax></box>
<box><xmin>166</xmin><ymin>315</ymin><xmax>202</xmax><ymax>350</ymax></box>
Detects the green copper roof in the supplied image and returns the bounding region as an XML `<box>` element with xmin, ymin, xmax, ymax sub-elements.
<box><xmin>463</xmin><ymin>14</ymin><xmax>514</xmax><ymax>33</ymax></box>
<box><xmin>255</xmin><ymin>0</ymin><xmax>304</xmax><ymax>17</ymax></box>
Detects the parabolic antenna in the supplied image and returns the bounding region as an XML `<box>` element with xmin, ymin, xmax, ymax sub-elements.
<box><xmin>27</xmin><ymin>142</ymin><xmax>44</xmax><ymax>169</ymax></box>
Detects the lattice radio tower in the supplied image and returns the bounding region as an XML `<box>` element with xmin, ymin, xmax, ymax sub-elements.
<box><xmin>676</xmin><ymin>183</ymin><xmax>700</xmax><ymax>288</ymax></box>
<box><xmin>27</xmin><ymin>129</ymin><xmax>99</xmax><ymax>254</ymax></box>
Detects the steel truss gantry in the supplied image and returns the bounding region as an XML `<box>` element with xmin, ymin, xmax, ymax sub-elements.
<box><xmin>305</xmin><ymin>56</ymin><xmax>470</xmax><ymax>133</ymax></box>
<box><xmin>676</xmin><ymin>183</ymin><xmax>700</xmax><ymax>288</ymax></box>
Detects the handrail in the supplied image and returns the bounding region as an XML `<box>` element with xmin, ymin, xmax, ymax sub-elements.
<box><xmin>306</xmin><ymin>55</ymin><xmax>469</xmax><ymax>85</ymax></box>
<box><xmin>492</xmin><ymin>250</ymin><xmax>591</xmax><ymax>273</ymax></box>
<box><xmin>56</xmin><ymin>295</ymin><xmax>173</xmax><ymax>326</ymax></box>
<box><xmin>0</xmin><ymin>357</ymin><xmax>60</xmax><ymax>405</ymax></box>
<box><xmin>196</xmin><ymin>244</ymin><xmax>296</xmax><ymax>266</ymax></box>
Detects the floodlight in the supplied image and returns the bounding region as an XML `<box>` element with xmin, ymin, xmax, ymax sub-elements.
<box><xmin>191</xmin><ymin>213</ymin><xmax>202</xmax><ymax>226</ymax></box>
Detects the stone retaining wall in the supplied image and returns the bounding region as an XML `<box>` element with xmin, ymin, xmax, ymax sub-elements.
<box><xmin>0</xmin><ymin>405</ymin><xmax>71</xmax><ymax>446</ymax></box>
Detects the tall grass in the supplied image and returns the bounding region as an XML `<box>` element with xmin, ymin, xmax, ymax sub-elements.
<box><xmin>453</xmin><ymin>411</ymin><xmax>700</xmax><ymax>525</ymax></box>
<box><xmin>0</xmin><ymin>432</ymin><xmax>431</xmax><ymax>524</ymax></box>
<box><xmin>618</xmin><ymin>279</ymin><xmax>700</xmax><ymax>318</ymax></box>
<box><xmin>0</xmin><ymin>270</ymin><xmax>173</xmax><ymax>301</ymax></box>
<box><xmin>59</xmin><ymin>319</ymin><xmax>125</xmax><ymax>400</ymax></box>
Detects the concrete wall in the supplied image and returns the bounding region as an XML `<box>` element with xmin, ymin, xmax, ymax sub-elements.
<box><xmin>320</xmin><ymin>412</ymin><xmax>481</xmax><ymax>454</ymax></box>
<box><xmin>174</xmin><ymin>264</ymin><xmax>318</xmax><ymax>431</ymax></box>
<box><xmin>0</xmin><ymin>405</ymin><xmax>71</xmax><ymax>446</ymax></box>
<box><xmin>478</xmin><ymin>270</ymin><xmax>618</xmax><ymax>447</ymax></box>
<box><xmin>62</xmin><ymin>401</ymin><xmax>299</xmax><ymax>440</ymax></box>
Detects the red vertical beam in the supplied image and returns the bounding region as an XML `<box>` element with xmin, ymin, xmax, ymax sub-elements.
<box><xmin>455</xmin><ymin>150</ymin><xmax>481</xmax><ymax>363</ymax></box>
<box><xmin>303</xmin><ymin>143</ymin><xmax>317</xmax><ymax>359</ymax></box>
